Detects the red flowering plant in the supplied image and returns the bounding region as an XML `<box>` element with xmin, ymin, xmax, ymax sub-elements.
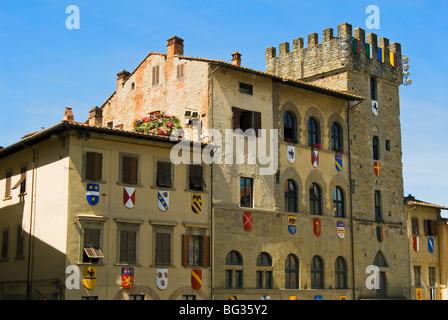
<box><xmin>133</xmin><ymin>111</ymin><xmax>183</xmax><ymax>137</ymax></box>
<box><xmin>312</xmin><ymin>143</ymin><xmax>322</xmax><ymax>150</ymax></box>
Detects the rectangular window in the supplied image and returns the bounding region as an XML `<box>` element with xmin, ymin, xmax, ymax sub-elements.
<box><xmin>129</xmin><ymin>294</ymin><xmax>145</xmax><ymax>300</ymax></box>
<box><xmin>385</xmin><ymin>139</ymin><xmax>391</xmax><ymax>152</ymax></box>
<box><xmin>373</xmin><ymin>136</ymin><xmax>380</xmax><ymax>160</ymax></box>
<box><xmin>424</xmin><ymin>220</ymin><xmax>437</xmax><ymax>236</ymax></box>
<box><xmin>182</xmin><ymin>234</ymin><xmax>210</xmax><ymax>267</ymax></box>
<box><xmin>152</xmin><ymin>65</ymin><xmax>160</xmax><ymax>85</ymax></box>
<box><xmin>177</xmin><ymin>64</ymin><xmax>185</xmax><ymax>78</ymax></box>
<box><xmin>240</xmin><ymin>177</ymin><xmax>253</xmax><ymax>208</ymax></box>
<box><xmin>414</xmin><ymin>266</ymin><xmax>421</xmax><ymax>286</ymax></box>
<box><xmin>411</xmin><ymin>217</ymin><xmax>419</xmax><ymax>235</ymax></box>
<box><xmin>232</xmin><ymin>107</ymin><xmax>261</xmax><ymax>136</ymax></box>
<box><xmin>374</xmin><ymin>190</ymin><xmax>382</xmax><ymax>219</ymax></box>
<box><xmin>189</xmin><ymin>165</ymin><xmax>206</xmax><ymax>191</ymax></box>
<box><xmin>16</xmin><ymin>225</ymin><xmax>24</xmax><ymax>258</ymax></box>
<box><xmin>119</xmin><ymin>230</ymin><xmax>136</xmax><ymax>264</ymax></box>
<box><xmin>155</xmin><ymin>232</ymin><xmax>171</xmax><ymax>266</ymax></box>
<box><xmin>428</xmin><ymin>267</ymin><xmax>436</xmax><ymax>287</ymax></box>
<box><xmin>182</xmin><ymin>295</ymin><xmax>196</xmax><ymax>300</ymax></box>
<box><xmin>1</xmin><ymin>230</ymin><xmax>8</xmax><ymax>259</ymax></box>
<box><xmin>157</xmin><ymin>161</ymin><xmax>172</xmax><ymax>188</ymax></box>
<box><xmin>370</xmin><ymin>77</ymin><xmax>377</xmax><ymax>100</ymax></box>
<box><xmin>4</xmin><ymin>170</ymin><xmax>11</xmax><ymax>198</ymax></box>
<box><xmin>13</xmin><ymin>166</ymin><xmax>27</xmax><ymax>194</ymax></box>
<box><xmin>83</xmin><ymin>228</ymin><xmax>104</xmax><ymax>263</ymax></box>
<box><xmin>121</xmin><ymin>155</ymin><xmax>138</xmax><ymax>185</ymax></box>
<box><xmin>85</xmin><ymin>152</ymin><xmax>103</xmax><ymax>181</ymax></box>
<box><xmin>239</xmin><ymin>83</ymin><xmax>253</xmax><ymax>95</ymax></box>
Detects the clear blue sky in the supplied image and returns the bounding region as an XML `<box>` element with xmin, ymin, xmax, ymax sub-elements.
<box><xmin>1</xmin><ymin>0</ymin><xmax>447</xmax><ymax>208</ymax></box>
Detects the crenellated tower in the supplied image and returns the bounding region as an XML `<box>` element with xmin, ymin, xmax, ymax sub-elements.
<box><xmin>266</xmin><ymin>22</ymin><xmax>411</xmax><ymax>299</ymax></box>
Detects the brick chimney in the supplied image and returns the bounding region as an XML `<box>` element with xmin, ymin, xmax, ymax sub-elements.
<box><xmin>117</xmin><ymin>69</ymin><xmax>130</xmax><ymax>90</ymax></box>
<box><xmin>63</xmin><ymin>107</ymin><xmax>74</xmax><ymax>122</ymax></box>
<box><xmin>232</xmin><ymin>51</ymin><xmax>242</xmax><ymax>66</ymax></box>
<box><xmin>167</xmin><ymin>36</ymin><xmax>184</xmax><ymax>57</ymax></box>
<box><xmin>88</xmin><ymin>106</ymin><xmax>103</xmax><ymax>127</ymax></box>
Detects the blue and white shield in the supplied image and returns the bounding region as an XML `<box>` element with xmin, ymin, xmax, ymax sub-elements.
<box><xmin>158</xmin><ymin>191</ymin><xmax>169</xmax><ymax>211</ymax></box>
<box><xmin>86</xmin><ymin>183</ymin><xmax>99</xmax><ymax>205</ymax></box>
<box><xmin>428</xmin><ymin>237</ymin><xmax>434</xmax><ymax>253</ymax></box>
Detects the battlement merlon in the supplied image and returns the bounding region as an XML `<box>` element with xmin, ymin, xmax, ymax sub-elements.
<box><xmin>265</xmin><ymin>22</ymin><xmax>404</xmax><ymax>84</ymax></box>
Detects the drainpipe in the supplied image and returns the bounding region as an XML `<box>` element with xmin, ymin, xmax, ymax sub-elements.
<box><xmin>21</xmin><ymin>142</ymin><xmax>36</xmax><ymax>300</ymax></box>
<box><xmin>208</xmin><ymin>64</ymin><xmax>220</xmax><ymax>300</ymax></box>
<box><xmin>347</xmin><ymin>99</ymin><xmax>362</xmax><ymax>300</ymax></box>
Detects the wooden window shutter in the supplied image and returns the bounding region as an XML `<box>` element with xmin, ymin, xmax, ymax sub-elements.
<box><xmin>232</xmin><ymin>107</ymin><xmax>240</xmax><ymax>130</ymax></box>
<box><xmin>433</xmin><ymin>221</ymin><xmax>438</xmax><ymax>236</ymax></box>
<box><xmin>5</xmin><ymin>170</ymin><xmax>11</xmax><ymax>197</ymax></box>
<box><xmin>122</xmin><ymin>156</ymin><xmax>138</xmax><ymax>185</ymax></box>
<box><xmin>424</xmin><ymin>219</ymin><xmax>428</xmax><ymax>236</ymax></box>
<box><xmin>203</xmin><ymin>235</ymin><xmax>210</xmax><ymax>268</ymax></box>
<box><xmin>86</xmin><ymin>152</ymin><xmax>102</xmax><ymax>181</ymax></box>
<box><xmin>254</xmin><ymin>111</ymin><xmax>261</xmax><ymax>137</ymax></box>
<box><xmin>411</xmin><ymin>217</ymin><xmax>419</xmax><ymax>235</ymax></box>
<box><xmin>182</xmin><ymin>234</ymin><xmax>190</xmax><ymax>267</ymax></box>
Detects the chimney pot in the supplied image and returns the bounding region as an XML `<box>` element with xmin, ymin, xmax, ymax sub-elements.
<box><xmin>231</xmin><ymin>51</ymin><xmax>242</xmax><ymax>66</ymax></box>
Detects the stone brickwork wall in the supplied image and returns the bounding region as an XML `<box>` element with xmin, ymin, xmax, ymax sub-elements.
<box><xmin>266</xmin><ymin>22</ymin><xmax>411</xmax><ymax>299</ymax></box>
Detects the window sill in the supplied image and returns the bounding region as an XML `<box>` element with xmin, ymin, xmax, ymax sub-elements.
<box><xmin>3</xmin><ymin>196</ymin><xmax>12</xmax><ymax>201</ymax></box>
<box><xmin>117</xmin><ymin>182</ymin><xmax>143</xmax><ymax>188</ymax></box>
<box><xmin>82</xmin><ymin>179</ymin><xmax>107</xmax><ymax>184</ymax></box>
<box><xmin>114</xmin><ymin>263</ymin><xmax>142</xmax><ymax>267</ymax></box>
<box><xmin>78</xmin><ymin>262</ymin><xmax>105</xmax><ymax>266</ymax></box>
<box><xmin>151</xmin><ymin>185</ymin><xmax>176</xmax><ymax>191</ymax></box>
<box><xmin>185</xmin><ymin>188</ymin><xmax>207</xmax><ymax>194</ymax></box>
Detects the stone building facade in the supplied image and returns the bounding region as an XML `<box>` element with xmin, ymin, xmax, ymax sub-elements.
<box><xmin>1</xmin><ymin>23</ymin><xmax>436</xmax><ymax>300</ymax></box>
<box><xmin>266</xmin><ymin>22</ymin><xmax>409</xmax><ymax>299</ymax></box>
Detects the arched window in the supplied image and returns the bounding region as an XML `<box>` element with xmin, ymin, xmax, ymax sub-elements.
<box><xmin>310</xmin><ymin>183</ymin><xmax>322</xmax><ymax>215</ymax></box>
<box><xmin>256</xmin><ymin>252</ymin><xmax>273</xmax><ymax>289</ymax></box>
<box><xmin>284</xmin><ymin>112</ymin><xmax>296</xmax><ymax>141</ymax></box>
<box><xmin>225</xmin><ymin>250</ymin><xmax>243</xmax><ymax>289</ymax></box>
<box><xmin>373</xmin><ymin>251</ymin><xmax>388</xmax><ymax>267</ymax></box>
<box><xmin>333</xmin><ymin>186</ymin><xmax>345</xmax><ymax>218</ymax></box>
<box><xmin>308</xmin><ymin>117</ymin><xmax>320</xmax><ymax>146</ymax></box>
<box><xmin>331</xmin><ymin>122</ymin><xmax>343</xmax><ymax>152</ymax></box>
<box><xmin>311</xmin><ymin>255</ymin><xmax>324</xmax><ymax>289</ymax></box>
<box><xmin>335</xmin><ymin>256</ymin><xmax>347</xmax><ymax>289</ymax></box>
<box><xmin>284</xmin><ymin>179</ymin><xmax>298</xmax><ymax>213</ymax></box>
<box><xmin>285</xmin><ymin>254</ymin><xmax>299</xmax><ymax>289</ymax></box>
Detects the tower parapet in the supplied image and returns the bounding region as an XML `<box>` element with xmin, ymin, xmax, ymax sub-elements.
<box><xmin>266</xmin><ymin>22</ymin><xmax>404</xmax><ymax>85</ymax></box>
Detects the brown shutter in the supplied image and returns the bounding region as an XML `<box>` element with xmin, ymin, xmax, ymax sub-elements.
<box><xmin>203</xmin><ymin>235</ymin><xmax>210</xmax><ymax>268</ymax></box>
<box><xmin>232</xmin><ymin>107</ymin><xmax>240</xmax><ymax>130</ymax></box>
<box><xmin>182</xmin><ymin>234</ymin><xmax>190</xmax><ymax>267</ymax></box>
<box><xmin>130</xmin><ymin>157</ymin><xmax>138</xmax><ymax>185</ymax></box>
<box><xmin>424</xmin><ymin>219</ymin><xmax>428</xmax><ymax>236</ymax></box>
<box><xmin>433</xmin><ymin>221</ymin><xmax>438</xmax><ymax>236</ymax></box>
<box><xmin>254</xmin><ymin>111</ymin><xmax>261</xmax><ymax>137</ymax></box>
<box><xmin>5</xmin><ymin>171</ymin><xmax>11</xmax><ymax>197</ymax></box>
<box><xmin>95</xmin><ymin>153</ymin><xmax>103</xmax><ymax>181</ymax></box>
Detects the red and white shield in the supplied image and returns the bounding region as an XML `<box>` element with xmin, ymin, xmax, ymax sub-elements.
<box><xmin>311</xmin><ymin>150</ymin><xmax>319</xmax><ymax>167</ymax></box>
<box><xmin>243</xmin><ymin>212</ymin><xmax>252</xmax><ymax>231</ymax></box>
<box><xmin>124</xmin><ymin>187</ymin><xmax>135</xmax><ymax>208</ymax></box>
<box><xmin>413</xmin><ymin>236</ymin><xmax>419</xmax><ymax>252</ymax></box>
